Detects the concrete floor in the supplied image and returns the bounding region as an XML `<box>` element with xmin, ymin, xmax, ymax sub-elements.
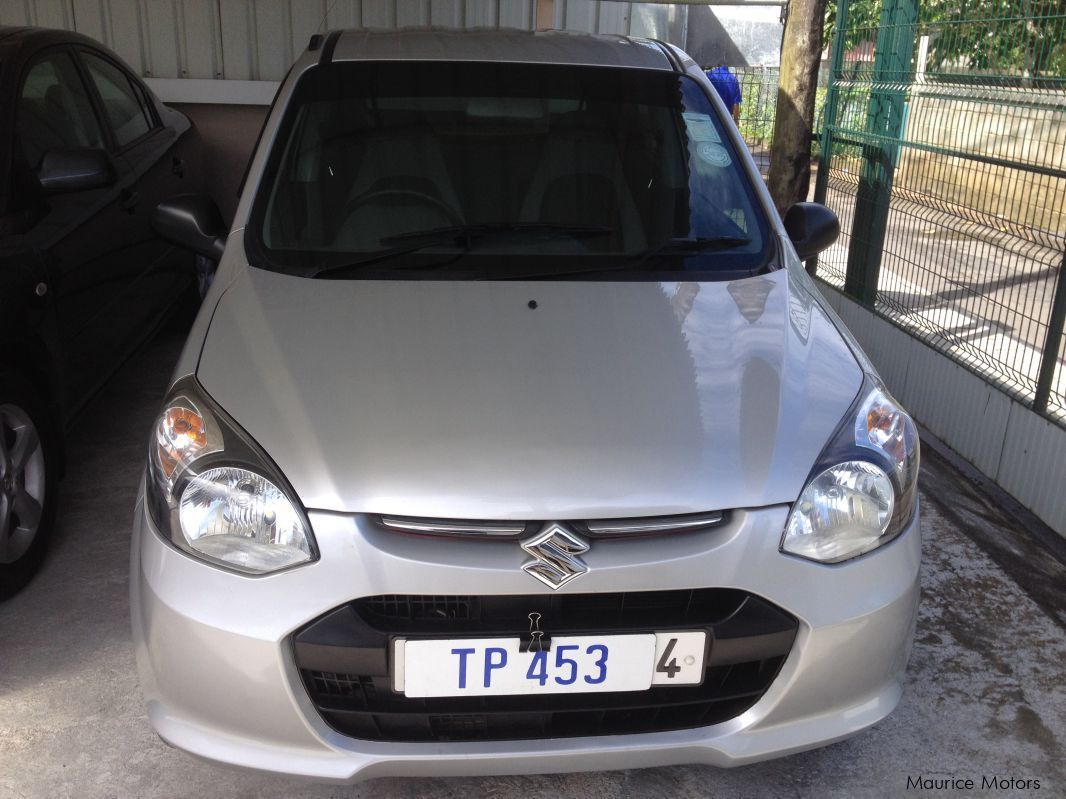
<box><xmin>1</xmin><ymin>309</ymin><xmax>1064</xmax><ymax>799</ymax></box>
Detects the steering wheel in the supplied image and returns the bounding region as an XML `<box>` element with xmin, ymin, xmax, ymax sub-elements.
<box><xmin>340</xmin><ymin>188</ymin><xmax>464</xmax><ymax>233</ymax></box>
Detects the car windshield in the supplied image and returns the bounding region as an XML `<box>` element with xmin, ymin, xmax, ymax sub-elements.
<box><xmin>248</xmin><ymin>61</ymin><xmax>771</xmax><ymax>280</ymax></box>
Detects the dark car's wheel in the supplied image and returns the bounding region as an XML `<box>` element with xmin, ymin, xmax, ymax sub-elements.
<box><xmin>0</xmin><ymin>375</ymin><xmax>57</xmax><ymax>599</ymax></box>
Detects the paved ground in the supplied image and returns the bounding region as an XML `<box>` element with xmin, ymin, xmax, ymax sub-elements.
<box><xmin>1</xmin><ymin>309</ymin><xmax>1065</xmax><ymax>799</ymax></box>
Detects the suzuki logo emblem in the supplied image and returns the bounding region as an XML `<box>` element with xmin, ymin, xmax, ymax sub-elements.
<box><xmin>520</xmin><ymin>523</ymin><xmax>590</xmax><ymax>590</ymax></box>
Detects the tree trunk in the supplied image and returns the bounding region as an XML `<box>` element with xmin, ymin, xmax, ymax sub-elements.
<box><xmin>767</xmin><ymin>0</ymin><xmax>828</xmax><ymax>216</ymax></box>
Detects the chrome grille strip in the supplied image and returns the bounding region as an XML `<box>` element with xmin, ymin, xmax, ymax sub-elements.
<box><xmin>379</xmin><ymin>517</ymin><xmax>527</xmax><ymax>536</ymax></box>
<box><xmin>584</xmin><ymin>511</ymin><xmax>725</xmax><ymax>535</ymax></box>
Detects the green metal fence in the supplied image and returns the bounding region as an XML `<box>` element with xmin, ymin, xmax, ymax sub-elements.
<box><xmin>735</xmin><ymin>66</ymin><xmax>780</xmax><ymax>150</ymax></box>
<box><xmin>814</xmin><ymin>0</ymin><xmax>1066</xmax><ymax>426</ymax></box>
<box><xmin>730</xmin><ymin>66</ymin><xmax>828</xmax><ymax>171</ymax></box>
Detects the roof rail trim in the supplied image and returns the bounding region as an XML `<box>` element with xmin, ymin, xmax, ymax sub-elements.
<box><xmin>650</xmin><ymin>39</ymin><xmax>683</xmax><ymax>73</ymax></box>
<box><xmin>319</xmin><ymin>30</ymin><xmax>341</xmax><ymax>66</ymax></box>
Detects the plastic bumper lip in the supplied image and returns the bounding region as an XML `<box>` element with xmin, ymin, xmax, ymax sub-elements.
<box><xmin>131</xmin><ymin>490</ymin><xmax>921</xmax><ymax>783</ymax></box>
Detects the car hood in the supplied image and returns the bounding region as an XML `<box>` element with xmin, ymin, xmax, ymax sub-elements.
<box><xmin>196</xmin><ymin>265</ymin><xmax>863</xmax><ymax>518</ymax></box>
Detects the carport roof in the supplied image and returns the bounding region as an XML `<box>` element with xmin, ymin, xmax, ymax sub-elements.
<box><xmin>330</xmin><ymin>28</ymin><xmax>676</xmax><ymax>71</ymax></box>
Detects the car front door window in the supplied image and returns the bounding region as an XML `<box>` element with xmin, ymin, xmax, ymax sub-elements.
<box><xmin>17</xmin><ymin>52</ymin><xmax>104</xmax><ymax>169</ymax></box>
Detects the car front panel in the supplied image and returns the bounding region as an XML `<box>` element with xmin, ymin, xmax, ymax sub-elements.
<box><xmin>132</xmin><ymin>488</ymin><xmax>920</xmax><ymax>781</ymax></box>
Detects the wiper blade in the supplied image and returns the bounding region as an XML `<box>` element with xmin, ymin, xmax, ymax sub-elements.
<box><xmin>497</xmin><ymin>235</ymin><xmax>751</xmax><ymax>280</ymax></box>
<box><xmin>310</xmin><ymin>237</ymin><xmax>459</xmax><ymax>279</ymax></box>
<box><xmin>380</xmin><ymin>222</ymin><xmax>613</xmax><ymax>246</ymax></box>
<box><xmin>310</xmin><ymin>223</ymin><xmax>615</xmax><ymax>278</ymax></box>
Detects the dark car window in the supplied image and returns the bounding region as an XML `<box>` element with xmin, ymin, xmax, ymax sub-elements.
<box><xmin>17</xmin><ymin>51</ymin><xmax>105</xmax><ymax>168</ymax></box>
<box><xmin>81</xmin><ymin>52</ymin><xmax>153</xmax><ymax>148</ymax></box>
<box><xmin>249</xmin><ymin>61</ymin><xmax>771</xmax><ymax>281</ymax></box>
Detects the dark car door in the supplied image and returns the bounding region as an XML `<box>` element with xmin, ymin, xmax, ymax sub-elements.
<box><xmin>11</xmin><ymin>46</ymin><xmax>134</xmax><ymax>411</ymax></box>
<box><xmin>66</xmin><ymin>48</ymin><xmax>195</xmax><ymax>395</ymax></box>
<box><xmin>10</xmin><ymin>44</ymin><xmax>195</xmax><ymax>416</ymax></box>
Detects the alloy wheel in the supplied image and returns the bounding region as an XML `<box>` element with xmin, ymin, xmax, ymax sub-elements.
<box><xmin>0</xmin><ymin>404</ymin><xmax>46</xmax><ymax>564</ymax></box>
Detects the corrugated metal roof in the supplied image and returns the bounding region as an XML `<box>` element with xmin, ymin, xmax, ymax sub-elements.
<box><xmin>0</xmin><ymin>1</ymin><xmax>685</xmax><ymax>81</ymax></box>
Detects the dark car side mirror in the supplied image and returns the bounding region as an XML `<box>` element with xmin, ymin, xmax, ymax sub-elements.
<box><xmin>37</xmin><ymin>148</ymin><xmax>115</xmax><ymax>194</ymax></box>
<box><xmin>783</xmin><ymin>202</ymin><xmax>840</xmax><ymax>261</ymax></box>
<box><xmin>153</xmin><ymin>194</ymin><xmax>227</xmax><ymax>262</ymax></box>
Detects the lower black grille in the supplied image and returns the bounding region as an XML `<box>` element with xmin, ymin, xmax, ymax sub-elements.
<box><xmin>362</xmin><ymin>594</ymin><xmax>475</xmax><ymax>622</ymax></box>
<box><xmin>293</xmin><ymin>589</ymin><xmax>797</xmax><ymax>742</ymax></box>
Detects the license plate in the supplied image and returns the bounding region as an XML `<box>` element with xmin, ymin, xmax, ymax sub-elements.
<box><xmin>394</xmin><ymin>631</ymin><xmax>707</xmax><ymax>697</ymax></box>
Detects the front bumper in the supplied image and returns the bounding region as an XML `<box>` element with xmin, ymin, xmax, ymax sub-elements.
<box><xmin>130</xmin><ymin>491</ymin><xmax>921</xmax><ymax>782</ymax></box>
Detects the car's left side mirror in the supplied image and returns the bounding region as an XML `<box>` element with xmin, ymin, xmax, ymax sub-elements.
<box><xmin>152</xmin><ymin>194</ymin><xmax>227</xmax><ymax>262</ymax></box>
<box><xmin>783</xmin><ymin>202</ymin><xmax>840</xmax><ymax>261</ymax></box>
<box><xmin>37</xmin><ymin>148</ymin><xmax>115</xmax><ymax>194</ymax></box>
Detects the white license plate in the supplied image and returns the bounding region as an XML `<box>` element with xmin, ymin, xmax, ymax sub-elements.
<box><xmin>395</xmin><ymin>631</ymin><xmax>707</xmax><ymax>697</ymax></box>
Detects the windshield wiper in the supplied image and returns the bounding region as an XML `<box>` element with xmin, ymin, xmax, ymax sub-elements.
<box><xmin>309</xmin><ymin>235</ymin><xmax>463</xmax><ymax>279</ymax></box>
<box><xmin>496</xmin><ymin>235</ymin><xmax>751</xmax><ymax>280</ymax></box>
<box><xmin>310</xmin><ymin>223</ymin><xmax>614</xmax><ymax>279</ymax></box>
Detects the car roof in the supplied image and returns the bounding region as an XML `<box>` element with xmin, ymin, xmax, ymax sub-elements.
<box><xmin>0</xmin><ymin>25</ymin><xmax>103</xmax><ymax>48</ymax></box>
<box><xmin>0</xmin><ymin>26</ymin><xmax>34</xmax><ymax>42</ymax></box>
<box><xmin>330</xmin><ymin>28</ymin><xmax>676</xmax><ymax>71</ymax></box>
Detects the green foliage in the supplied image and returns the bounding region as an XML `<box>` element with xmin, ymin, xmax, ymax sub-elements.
<box><xmin>824</xmin><ymin>0</ymin><xmax>1066</xmax><ymax>80</ymax></box>
<box><xmin>737</xmin><ymin>75</ymin><xmax>777</xmax><ymax>147</ymax></box>
<box><xmin>824</xmin><ymin>0</ymin><xmax>880</xmax><ymax>48</ymax></box>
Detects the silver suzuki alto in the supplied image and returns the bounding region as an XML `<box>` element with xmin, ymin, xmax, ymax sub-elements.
<box><xmin>133</xmin><ymin>29</ymin><xmax>920</xmax><ymax>782</ymax></box>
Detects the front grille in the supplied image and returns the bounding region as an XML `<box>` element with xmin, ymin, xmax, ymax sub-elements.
<box><xmin>293</xmin><ymin>589</ymin><xmax>797</xmax><ymax>743</ymax></box>
<box><xmin>355</xmin><ymin>590</ymin><xmax>745</xmax><ymax>631</ymax></box>
<box><xmin>374</xmin><ymin>510</ymin><xmax>728</xmax><ymax>539</ymax></box>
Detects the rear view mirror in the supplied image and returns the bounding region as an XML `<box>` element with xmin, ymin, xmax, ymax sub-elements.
<box><xmin>37</xmin><ymin>148</ymin><xmax>115</xmax><ymax>194</ymax></box>
<box><xmin>783</xmin><ymin>202</ymin><xmax>840</xmax><ymax>261</ymax></box>
<box><xmin>152</xmin><ymin>194</ymin><xmax>227</xmax><ymax>262</ymax></box>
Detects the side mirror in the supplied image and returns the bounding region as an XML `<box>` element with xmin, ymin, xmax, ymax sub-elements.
<box><xmin>37</xmin><ymin>148</ymin><xmax>115</xmax><ymax>194</ymax></box>
<box><xmin>783</xmin><ymin>202</ymin><xmax>840</xmax><ymax>261</ymax></box>
<box><xmin>152</xmin><ymin>194</ymin><xmax>227</xmax><ymax>262</ymax></box>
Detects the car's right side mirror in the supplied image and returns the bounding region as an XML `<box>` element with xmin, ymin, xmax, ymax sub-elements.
<box><xmin>152</xmin><ymin>194</ymin><xmax>227</xmax><ymax>262</ymax></box>
<box><xmin>783</xmin><ymin>202</ymin><xmax>840</xmax><ymax>261</ymax></box>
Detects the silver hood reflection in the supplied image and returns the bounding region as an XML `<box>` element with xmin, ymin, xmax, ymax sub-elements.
<box><xmin>196</xmin><ymin>266</ymin><xmax>863</xmax><ymax>518</ymax></box>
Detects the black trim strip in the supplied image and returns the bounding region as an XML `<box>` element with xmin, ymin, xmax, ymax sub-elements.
<box><xmin>650</xmin><ymin>39</ymin><xmax>683</xmax><ymax>72</ymax></box>
<box><xmin>319</xmin><ymin>30</ymin><xmax>342</xmax><ymax>66</ymax></box>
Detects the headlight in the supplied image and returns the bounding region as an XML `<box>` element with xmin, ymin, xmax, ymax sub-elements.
<box><xmin>145</xmin><ymin>377</ymin><xmax>316</xmax><ymax>574</ymax></box>
<box><xmin>782</xmin><ymin>378</ymin><xmax>919</xmax><ymax>564</ymax></box>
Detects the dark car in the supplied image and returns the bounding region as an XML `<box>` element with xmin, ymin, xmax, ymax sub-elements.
<box><xmin>0</xmin><ymin>26</ymin><xmax>204</xmax><ymax>598</ymax></box>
